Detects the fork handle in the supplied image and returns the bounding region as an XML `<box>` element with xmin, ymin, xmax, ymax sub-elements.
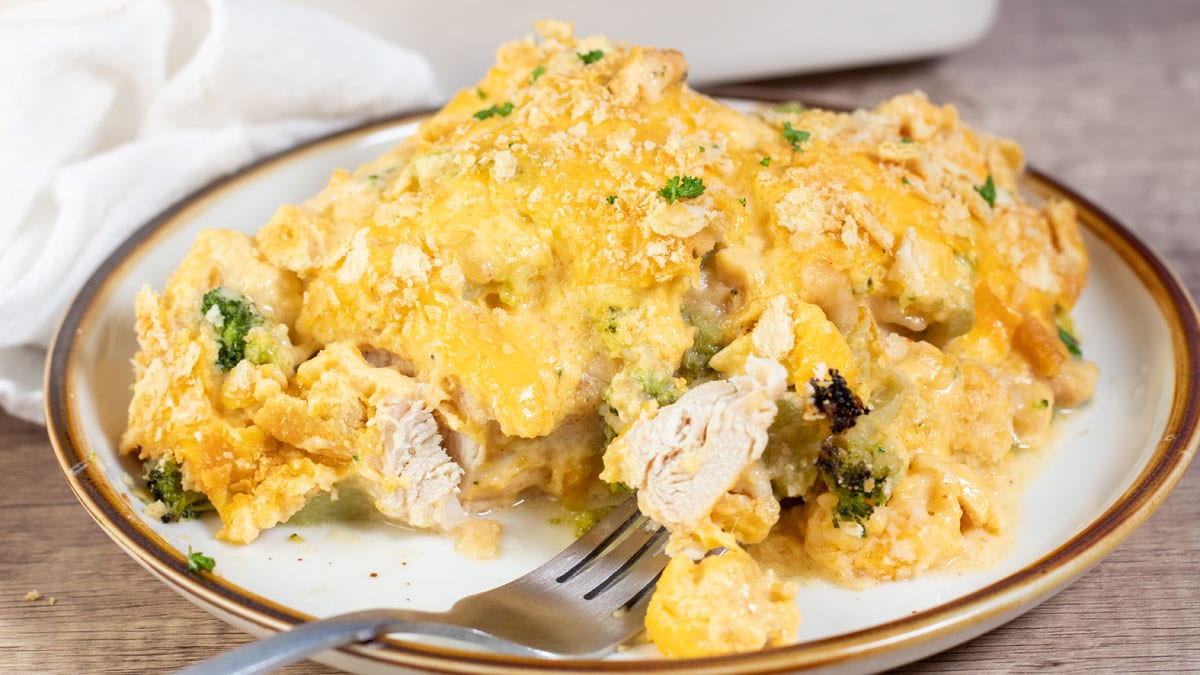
<box><xmin>174</xmin><ymin>608</ymin><xmax>489</xmax><ymax>675</ymax></box>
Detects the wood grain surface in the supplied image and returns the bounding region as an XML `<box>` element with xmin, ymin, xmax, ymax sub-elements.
<box><xmin>3</xmin><ymin>1</ymin><xmax>1198</xmax><ymax>672</ymax></box>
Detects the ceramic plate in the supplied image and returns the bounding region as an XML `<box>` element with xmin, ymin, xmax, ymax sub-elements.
<box><xmin>45</xmin><ymin>108</ymin><xmax>1200</xmax><ymax>674</ymax></box>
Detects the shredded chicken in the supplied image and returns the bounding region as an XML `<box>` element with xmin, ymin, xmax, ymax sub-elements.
<box><xmin>602</xmin><ymin>357</ymin><xmax>787</xmax><ymax>547</ymax></box>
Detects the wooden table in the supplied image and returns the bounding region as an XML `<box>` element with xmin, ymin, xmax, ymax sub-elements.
<box><xmin>3</xmin><ymin>1</ymin><xmax>1197</xmax><ymax>672</ymax></box>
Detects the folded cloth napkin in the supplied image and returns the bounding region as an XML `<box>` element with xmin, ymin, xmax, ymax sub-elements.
<box><xmin>0</xmin><ymin>0</ymin><xmax>438</xmax><ymax>424</ymax></box>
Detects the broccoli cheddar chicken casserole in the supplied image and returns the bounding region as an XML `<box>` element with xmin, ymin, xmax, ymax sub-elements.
<box><xmin>123</xmin><ymin>21</ymin><xmax>1098</xmax><ymax>657</ymax></box>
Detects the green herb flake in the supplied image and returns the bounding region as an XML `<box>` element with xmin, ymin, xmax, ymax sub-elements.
<box><xmin>473</xmin><ymin>102</ymin><xmax>514</xmax><ymax>120</ymax></box>
<box><xmin>657</xmin><ymin>175</ymin><xmax>705</xmax><ymax>204</ymax></box>
<box><xmin>1035</xmin><ymin>399</ymin><xmax>1050</xmax><ymax>409</ymax></box>
<box><xmin>974</xmin><ymin>174</ymin><xmax>997</xmax><ymax>209</ymax></box>
<box><xmin>760</xmin><ymin>156</ymin><xmax>771</xmax><ymax>167</ymax></box>
<box><xmin>606</xmin><ymin>194</ymin><xmax>617</xmax><ymax>205</ymax></box>
<box><xmin>738</xmin><ymin>197</ymin><xmax>747</xmax><ymax>207</ymax></box>
<box><xmin>186</xmin><ymin>546</ymin><xmax>215</xmax><ymax>573</ymax></box>
<box><xmin>476</xmin><ymin>88</ymin><xmax>487</xmax><ymax>100</ymax></box>
<box><xmin>288</xmin><ymin>533</ymin><xmax>305</xmax><ymax>543</ymax></box>
<box><xmin>781</xmin><ymin>121</ymin><xmax>810</xmax><ymax>152</ymax></box>
<box><xmin>901</xmin><ymin>176</ymin><xmax>910</xmax><ymax>186</ymax></box>
<box><xmin>531</xmin><ymin>65</ymin><xmax>546</xmax><ymax>83</ymax></box>
<box><xmin>367</xmin><ymin>174</ymin><xmax>380</xmax><ymax>187</ymax></box>
<box><xmin>577</xmin><ymin>49</ymin><xmax>604</xmax><ymax>65</ymax></box>
<box><xmin>900</xmin><ymin>136</ymin><xmax>914</xmax><ymax>144</ymax></box>
<box><xmin>1058</xmin><ymin>325</ymin><xmax>1083</xmax><ymax>357</ymax></box>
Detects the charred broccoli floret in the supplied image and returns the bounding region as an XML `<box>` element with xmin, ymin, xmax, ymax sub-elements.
<box><xmin>143</xmin><ymin>457</ymin><xmax>213</xmax><ymax>523</ymax></box>
<box><xmin>200</xmin><ymin>287</ymin><xmax>272</xmax><ymax>371</ymax></box>
<box><xmin>810</xmin><ymin>369</ymin><xmax>869</xmax><ymax>434</ymax></box>
<box><xmin>815</xmin><ymin>439</ymin><xmax>892</xmax><ymax>531</ymax></box>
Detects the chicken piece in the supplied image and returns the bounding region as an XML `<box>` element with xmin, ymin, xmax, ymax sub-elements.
<box><xmin>358</xmin><ymin>421</ymin><xmax>464</xmax><ymax>531</ymax></box>
<box><xmin>254</xmin><ymin>342</ymin><xmax>467</xmax><ymax>532</ymax></box>
<box><xmin>607</xmin><ymin>47</ymin><xmax>687</xmax><ymax>106</ymax></box>
<box><xmin>359</xmin><ymin>397</ymin><xmax>467</xmax><ymax>531</ymax></box>
<box><xmin>601</xmin><ymin>357</ymin><xmax>787</xmax><ymax>546</ymax></box>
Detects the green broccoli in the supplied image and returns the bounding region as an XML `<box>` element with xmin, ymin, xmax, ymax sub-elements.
<box><xmin>815</xmin><ymin>438</ymin><xmax>893</xmax><ymax>532</ymax></box>
<box><xmin>200</xmin><ymin>287</ymin><xmax>272</xmax><ymax>371</ymax></box>
<box><xmin>551</xmin><ymin>505</ymin><xmax>616</xmax><ymax>538</ymax></box>
<box><xmin>763</xmin><ymin>398</ymin><xmax>824</xmax><ymax>499</ymax></box>
<box><xmin>630</xmin><ymin>370</ymin><xmax>683</xmax><ymax>406</ymax></box>
<box><xmin>143</xmin><ymin>457</ymin><xmax>213</xmax><ymax>523</ymax></box>
<box><xmin>678</xmin><ymin>309</ymin><xmax>724</xmax><ymax>383</ymax></box>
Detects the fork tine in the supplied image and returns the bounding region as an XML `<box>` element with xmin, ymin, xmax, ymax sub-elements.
<box><xmin>589</xmin><ymin>570</ymin><xmax>665</xmax><ymax>641</ymax></box>
<box><xmin>521</xmin><ymin>497</ymin><xmax>642</xmax><ymax>581</ymax></box>
<box><xmin>559</xmin><ymin>521</ymin><xmax>665</xmax><ymax>595</ymax></box>
<box><xmin>588</xmin><ymin>546</ymin><xmax>670</xmax><ymax>612</ymax></box>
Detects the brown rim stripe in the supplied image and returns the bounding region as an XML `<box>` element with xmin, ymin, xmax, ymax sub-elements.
<box><xmin>45</xmin><ymin>105</ymin><xmax>1200</xmax><ymax>674</ymax></box>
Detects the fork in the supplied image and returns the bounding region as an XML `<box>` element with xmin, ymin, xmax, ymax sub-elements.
<box><xmin>177</xmin><ymin>498</ymin><xmax>668</xmax><ymax>674</ymax></box>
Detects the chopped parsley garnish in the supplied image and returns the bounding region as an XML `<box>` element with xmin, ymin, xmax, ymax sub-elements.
<box><xmin>902</xmin><ymin>176</ymin><xmax>910</xmax><ymax>186</ymax></box>
<box><xmin>738</xmin><ymin>197</ymin><xmax>747</xmax><ymax>207</ymax></box>
<box><xmin>1035</xmin><ymin>399</ymin><xmax>1050</xmax><ymax>409</ymax></box>
<box><xmin>1058</xmin><ymin>325</ymin><xmax>1083</xmax><ymax>357</ymax></box>
<box><xmin>781</xmin><ymin>122</ymin><xmax>810</xmax><ymax>151</ymax></box>
<box><xmin>606</xmin><ymin>194</ymin><xmax>617</xmax><ymax>204</ymax></box>
<box><xmin>658</xmin><ymin>175</ymin><xmax>705</xmax><ymax>204</ymax></box>
<box><xmin>900</xmin><ymin>136</ymin><xmax>914</xmax><ymax>144</ymax></box>
<box><xmin>476</xmin><ymin>88</ymin><xmax>487</xmax><ymax>100</ymax></box>
<box><xmin>531</xmin><ymin>65</ymin><xmax>546</xmax><ymax>83</ymax></box>
<box><xmin>974</xmin><ymin>174</ymin><xmax>997</xmax><ymax>209</ymax></box>
<box><xmin>473</xmin><ymin>102</ymin><xmax>514</xmax><ymax>120</ymax></box>
<box><xmin>367</xmin><ymin>174</ymin><xmax>380</xmax><ymax>187</ymax></box>
<box><xmin>760</xmin><ymin>156</ymin><xmax>771</xmax><ymax>166</ymax></box>
<box><xmin>186</xmin><ymin>546</ymin><xmax>215</xmax><ymax>573</ymax></box>
<box><xmin>577</xmin><ymin>49</ymin><xmax>604</xmax><ymax>65</ymax></box>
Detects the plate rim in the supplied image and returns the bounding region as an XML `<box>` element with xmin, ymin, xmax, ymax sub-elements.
<box><xmin>44</xmin><ymin>107</ymin><xmax>1200</xmax><ymax>674</ymax></box>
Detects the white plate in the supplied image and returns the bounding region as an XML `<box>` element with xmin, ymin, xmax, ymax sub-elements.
<box><xmin>46</xmin><ymin>109</ymin><xmax>1200</xmax><ymax>674</ymax></box>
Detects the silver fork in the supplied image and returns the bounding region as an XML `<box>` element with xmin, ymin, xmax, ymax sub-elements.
<box><xmin>177</xmin><ymin>498</ymin><xmax>667</xmax><ymax>674</ymax></box>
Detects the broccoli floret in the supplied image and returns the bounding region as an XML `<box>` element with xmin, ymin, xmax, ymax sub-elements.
<box><xmin>630</xmin><ymin>370</ymin><xmax>683</xmax><ymax>406</ymax></box>
<box><xmin>143</xmin><ymin>457</ymin><xmax>213</xmax><ymax>523</ymax></box>
<box><xmin>815</xmin><ymin>439</ymin><xmax>892</xmax><ymax>531</ymax></box>
<box><xmin>679</xmin><ymin>309</ymin><xmax>724</xmax><ymax>382</ymax></box>
<box><xmin>810</xmin><ymin>369</ymin><xmax>870</xmax><ymax>434</ymax></box>
<box><xmin>608</xmin><ymin>481</ymin><xmax>634</xmax><ymax>496</ymax></box>
<box><xmin>200</xmin><ymin>287</ymin><xmax>270</xmax><ymax>371</ymax></box>
<box><xmin>551</xmin><ymin>505</ymin><xmax>616</xmax><ymax>538</ymax></box>
<box><xmin>763</xmin><ymin>397</ymin><xmax>825</xmax><ymax>499</ymax></box>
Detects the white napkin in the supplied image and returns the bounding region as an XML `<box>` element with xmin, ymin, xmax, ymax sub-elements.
<box><xmin>0</xmin><ymin>0</ymin><xmax>439</xmax><ymax>424</ymax></box>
